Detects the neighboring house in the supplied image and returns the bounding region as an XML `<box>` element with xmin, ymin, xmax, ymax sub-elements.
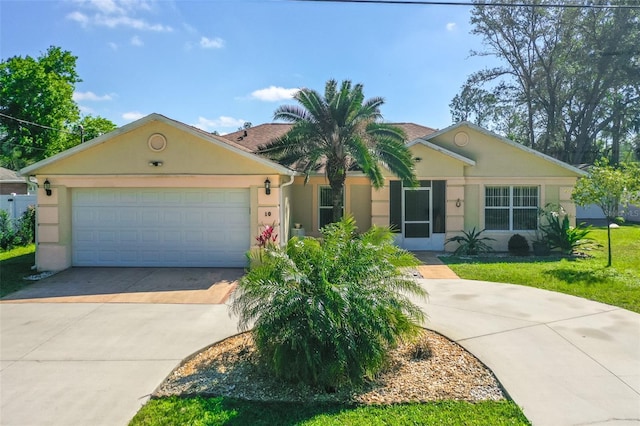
<box><xmin>21</xmin><ymin>113</ymin><xmax>585</xmax><ymax>271</ymax></box>
<box><xmin>0</xmin><ymin>167</ymin><xmax>29</xmax><ymax>195</ymax></box>
<box><xmin>0</xmin><ymin>167</ymin><xmax>36</xmax><ymax>221</ymax></box>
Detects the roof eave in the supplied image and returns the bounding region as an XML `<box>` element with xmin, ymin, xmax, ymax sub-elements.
<box><xmin>408</xmin><ymin>138</ymin><xmax>476</xmax><ymax>166</ymax></box>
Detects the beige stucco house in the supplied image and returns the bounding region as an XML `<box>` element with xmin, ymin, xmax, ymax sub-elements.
<box><xmin>21</xmin><ymin>113</ymin><xmax>585</xmax><ymax>271</ymax></box>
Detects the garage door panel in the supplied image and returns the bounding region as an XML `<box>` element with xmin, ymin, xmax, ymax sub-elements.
<box><xmin>72</xmin><ymin>188</ymin><xmax>250</xmax><ymax>267</ymax></box>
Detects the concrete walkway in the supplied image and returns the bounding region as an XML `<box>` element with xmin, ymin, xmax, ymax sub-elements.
<box><xmin>414</xmin><ymin>279</ymin><xmax>640</xmax><ymax>426</ymax></box>
<box><xmin>1</xmin><ymin>275</ymin><xmax>639</xmax><ymax>425</ymax></box>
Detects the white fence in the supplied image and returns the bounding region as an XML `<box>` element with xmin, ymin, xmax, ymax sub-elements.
<box><xmin>0</xmin><ymin>194</ymin><xmax>37</xmax><ymax>221</ymax></box>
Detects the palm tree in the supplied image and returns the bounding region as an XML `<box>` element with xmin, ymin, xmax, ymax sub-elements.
<box><xmin>259</xmin><ymin>79</ymin><xmax>417</xmax><ymax>223</ymax></box>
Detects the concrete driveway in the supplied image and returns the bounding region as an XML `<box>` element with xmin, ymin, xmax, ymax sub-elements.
<box><xmin>0</xmin><ymin>302</ymin><xmax>239</xmax><ymax>426</ymax></box>
<box><xmin>1</xmin><ymin>267</ymin><xmax>242</xmax><ymax>304</ymax></box>
<box><xmin>1</xmin><ymin>268</ymin><xmax>639</xmax><ymax>426</ymax></box>
<box><xmin>1</xmin><ymin>268</ymin><xmax>243</xmax><ymax>425</ymax></box>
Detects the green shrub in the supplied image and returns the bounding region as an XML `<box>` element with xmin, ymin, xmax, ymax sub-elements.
<box><xmin>231</xmin><ymin>216</ymin><xmax>426</xmax><ymax>390</ymax></box>
<box><xmin>445</xmin><ymin>227</ymin><xmax>495</xmax><ymax>255</ymax></box>
<box><xmin>15</xmin><ymin>206</ymin><xmax>36</xmax><ymax>245</ymax></box>
<box><xmin>0</xmin><ymin>210</ymin><xmax>17</xmax><ymax>250</ymax></box>
<box><xmin>508</xmin><ymin>234</ymin><xmax>530</xmax><ymax>256</ymax></box>
<box><xmin>538</xmin><ymin>204</ymin><xmax>594</xmax><ymax>255</ymax></box>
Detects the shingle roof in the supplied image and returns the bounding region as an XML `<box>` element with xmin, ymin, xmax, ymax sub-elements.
<box><xmin>222</xmin><ymin>122</ymin><xmax>438</xmax><ymax>152</ymax></box>
<box><xmin>0</xmin><ymin>167</ymin><xmax>24</xmax><ymax>182</ymax></box>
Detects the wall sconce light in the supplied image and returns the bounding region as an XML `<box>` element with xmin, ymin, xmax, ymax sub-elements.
<box><xmin>148</xmin><ymin>161</ymin><xmax>163</xmax><ymax>167</ymax></box>
<box><xmin>456</xmin><ymin>198</ymin><xmax>462</xmax><ymax>208</ymax></box>
<box><xmin>414</xmin><ymin>157</ymin><xmax>422</xmax><ymax>163</ymax></box>
<box><xmin>264</xmin><ymin>178</ymin><xmax>271</xmax><ymax>195</ymax></box>
<box><xmin>43</xmin><ymin>179</ymin><xmax>52</xmax><ymax>196</ymax></box>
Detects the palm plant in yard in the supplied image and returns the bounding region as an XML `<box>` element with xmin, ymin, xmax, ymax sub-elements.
<box><xmin>231</xmin><ymin>216</ymin><xmax>426</xmax><ymax>390</ymax></box>
<box><xmin>258</xmin><ymin>79</ymin><xmax>417</xmax><ymax>223</ymax></box>
<box><xmin>445</xmin><ymin>227</ymin><xmax>495</xmax><ymax>255</ymax></box>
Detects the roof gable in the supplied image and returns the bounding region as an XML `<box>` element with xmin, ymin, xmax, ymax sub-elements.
<box><xmin>21</xmin><ymin>114</ymin><xmax>295</xmax><ymax>176</ymax></box>
<box><xmin>422</xmin><ymin>121</ymin><xmax>586</xmax><ymax>177</ymax></box>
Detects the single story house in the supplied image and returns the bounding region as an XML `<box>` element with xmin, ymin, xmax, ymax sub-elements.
<box><xmin>21</xmin><ymin>113</ymin><xmax>585</xmax><ymax>271</ymax></box>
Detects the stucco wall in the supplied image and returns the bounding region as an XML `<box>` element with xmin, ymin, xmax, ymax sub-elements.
<box><xmin>428</xmin><ymin>127</ymin><xmax>581</xmax><ymax>178</ymax></box>
<box><xmin>35</xmin><ymin>121</ymin><xmax>277</xmax><ymax>176</ymax></box>
<box><xmin>289</xmin><ymin>176</ymin><xmax>372</xmax><ymax>237</ymax></box>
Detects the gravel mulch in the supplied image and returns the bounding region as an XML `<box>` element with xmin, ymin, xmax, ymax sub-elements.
<box><xmin>154</xmin><ymin>329</ymin><xmax>505</xmax><ymax>405</ymax></box>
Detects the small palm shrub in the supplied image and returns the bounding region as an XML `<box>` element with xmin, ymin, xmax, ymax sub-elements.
<box><xmin>445</xmin><ymin>227</ymin><xmax>495</xmax><ymax>255</ymax></box>
<box><xmin>538</xmin><ymin>204</ymin><xmax>594</xmax><ymax>255</ymax></box>
<box><xmin>508</xmin><ymin>234</ymin><xmax>530</xmax><ymax>256</ymax></box>
<box><xmin>232</xmin><ymin>216</ymin><xmax>426</xmax><ymax>390</ymax></box>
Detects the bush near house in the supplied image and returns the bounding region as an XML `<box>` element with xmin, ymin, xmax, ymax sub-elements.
<box><xmin>0</xmin><ymin>206</ymin><xmax>36</xmax><ymax>250</ymax></box>
<box><xmin>231</xmin><ymin>216</ymin><xmax>426</xmax><ymax>390</ymax></box>
<box><xmin>538</xmin><ymin>203</ymin><xmax>594</xmax><ymax>255</ymax></box>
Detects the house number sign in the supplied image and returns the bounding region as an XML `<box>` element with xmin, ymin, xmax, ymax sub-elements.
<box><xmin>258</xmin><ymin>207</ymin><xmax>278</xmax><ymax>220</ymax></box>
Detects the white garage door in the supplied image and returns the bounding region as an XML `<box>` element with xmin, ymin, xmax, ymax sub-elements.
<box><xmin>72</xmin><ymin>188</ymin><xmax>250</xmax><ymax>267</ymax></box>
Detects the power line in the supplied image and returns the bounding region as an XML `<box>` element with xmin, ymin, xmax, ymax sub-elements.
<box><xmin>292</xmin><ymin>0</ymin><xmax>640</xmax><ymax>9</ymax></box>
<box><xmin>0</xmin><ymin>112</ymin><xmax>79</xmax><ymax>135</ymax></box>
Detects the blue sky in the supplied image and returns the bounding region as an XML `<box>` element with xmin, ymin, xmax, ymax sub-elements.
<box><xmin>1</xmin><ymin>0</ymin><xmax>497</xmax><ymax>134</ymax></box>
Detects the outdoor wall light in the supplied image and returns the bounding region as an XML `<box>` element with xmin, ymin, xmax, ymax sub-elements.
<box><xmin>414</xmin><ymin>157</ymin><xmax>422</xmax><ymax>163</ymax></box>
<box><xmin>456</xmin><ymin>198</ymin><xmax>462</xmax><ymax>208</ymax></box>
<box><xmin>264</xmin><ymin>178</ymin><xmax>271</xmax><ymax>195</ymax></box>
<box><xmin>43</xmin><ymin>179</ymin><xmax>52</xmax><ymax>196</ymax></box>
<box><xmin>149</xmin><ymin>161</ymin><xmax>163</xmax><ymax>167</ymax></box>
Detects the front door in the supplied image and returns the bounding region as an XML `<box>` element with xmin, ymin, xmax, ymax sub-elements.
<box><xmin>391</xmin><ymin>180</ymin><xmax>446</xmax><ymax>250</ymax></box>
<box><xmin>403</xmin><ymin>186</ymin><xmax>431</xmax><ymax>250</ymax></box>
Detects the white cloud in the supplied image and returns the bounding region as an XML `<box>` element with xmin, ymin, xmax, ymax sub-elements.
<box><xmin>200</xmin><ymin>36</ymin><xmax>224</xmax><ymax>49</ymax></box>
<box><xmin>250</xmin><ymin>86</ymin><xmax>299</xmax><ymax>102</ymax></box>
<box><xmin>66</xmin><ymin>0</ymin><xmax>173</xmax><ymax>32</ymax></box>
<box><xmin>131</xmin><ymin>35</ymin><xmax>144</xmax><ymax>46</ymax></box>
<box><xmin>78</xmin><ymin>105</ymin><xmax>95</xmax><ymax>115</ymax></box>
<box><xmin>122</xmin><ymin>111</ymin><xmax>145</xmax><ymax>121</ymax></box>
<box><xmin>192</xmin><ymin>116</ymin><xmax>245</xmax><ymax>132</ymax></box>
<box><xmin>67</xmin><ymin>11</ymin><xmax>90</xmax><ymax>25</ymax></box>
<box><xmin>446</xmin><ymin>22</ymin><xmax>457</xmax><ymax>31</ymax></box>
<box><xmin>73</xmin><ymin>91</ymin><xmax>114</xmax><ymax>101</ymax></box>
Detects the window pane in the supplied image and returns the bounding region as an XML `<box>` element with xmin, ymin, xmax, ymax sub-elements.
<box><xmin>486</xmin><ymin>187</ymin><xmax>509</xmax><ymax>207</ymax></box>
<box><xmin>320</xmin><ymin>187</ymin><xmax>333</xmax><ymax>208</ymax></box>
<box><xmin>485</xmin><ymin>209</ymin><xmax>509</xmax><ymax>230</ymax></box>
<box><xmin>319</xmin><ymin>208</ymin><xmax>334</xmax><ymax>229</ymax></box>
<box><xmin>405</xmin><ymin>190</ymin><xmax>429</xmax><ymax>221</ymax></box>
<box><xmin>405</xmin><ymin>223</ymin><xmax>430</xmax><ymax>238</ymax></box>
<box><xmin>513</xmin><ymin>208</ymin><xmax>538</xmax><ymax>230</ymax></box>
<box><xmin>513</xmin><ymin>186</ymin><xmax>538</xmax><ymax>207</ymax></box>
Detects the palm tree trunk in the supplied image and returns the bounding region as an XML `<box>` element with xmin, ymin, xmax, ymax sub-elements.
<box><xmin>332</xmin><ymin>185</ymin><xmax>344</xmax><ymax>223</ymax></box>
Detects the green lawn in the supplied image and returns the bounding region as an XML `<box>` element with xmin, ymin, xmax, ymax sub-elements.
<box><xmin>129</xmin><ymin>397</ymin><xmax>529</xmax><ymax>426</ymax></box>
<box><xmin>0</xmin><ymin>244</ymin><xmax>36</xmax><ymax>298</ymax></box>
<box><xmin>442</xmin><ymin>224</ymin><xmax>640</xmax><ymax>313</ymax></box>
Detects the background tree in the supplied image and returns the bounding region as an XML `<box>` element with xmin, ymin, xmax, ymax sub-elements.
<box><xmin>572</xmin><ymin>160</ymin><xmax>640</xmax><ymax>266</ymax></box>
<box><xmin>259</xmin><ymin>79</ymin><xmax>417</xmax><ymax>223</ymax></box>
<box><xmin>0</xmin><ymin>46</ymin><xmax>117</xmax><ymax>169</ymax></box>
<box><xmin>76</xmin><ymin>115</ymin><xmax>117</xmax><ymax>144</ymax></box>
<box><xmin>452</xmin><ymin>0</ymin><xmax>640</xmax><ymax>165</ymax></box>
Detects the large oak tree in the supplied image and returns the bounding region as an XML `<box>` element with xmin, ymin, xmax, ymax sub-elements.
<box><xmin>451</xmin><ymin>1</ymin><xmax>640</xmax><ymax>165</ymax></box>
